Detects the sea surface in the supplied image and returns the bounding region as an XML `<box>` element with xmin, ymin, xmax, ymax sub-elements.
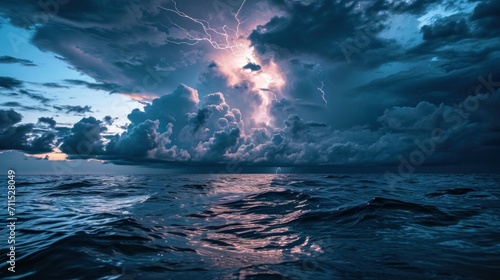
<box><xmin>2</xmin><ymin>174</ymin><xmax>500</xmax><ymax>279</ymax></box>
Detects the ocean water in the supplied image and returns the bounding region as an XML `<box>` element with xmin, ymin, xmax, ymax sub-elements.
<box><xmin>2</xmin><ymin>174</ymin><xmax>500</xmax><ymax>279</ymax></box>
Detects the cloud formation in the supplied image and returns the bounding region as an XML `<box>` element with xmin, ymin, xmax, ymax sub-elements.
<box><xmin>0</xmin><ymin>109</ymin><xmax>55</xmax><ymax>153</ymax></box>
<box><xmin>47</xmin><ymin>79</ymin><xmax>497</xmax><ymax>167</ymax></box>
<box><xmin>1</xmin><ymin>0</ymin><xmax>499</xmax><ymax>169</ymax></box>
<box><xmin>53</xmin><ymin>105</ymin><xmax>93</xmax><ymax>115</ymax></box>
<box><xmin>60</xmin><ymin>117</ymin><xmax>106</xmax><ymax>155</ymax></box>
<box><xmin>0</xmin><ymin>77</ymin><xmax>23</xmax><ymax>90</ymax></box>
<box><xmin>38</xmin><ymin>117</ymin><xmax>57</xmax><ymax>127</ymax></box>
<box><xmin>0</xmin><ymin>56</ymin><xmax>36</xmax><ymax>66</ymax></box>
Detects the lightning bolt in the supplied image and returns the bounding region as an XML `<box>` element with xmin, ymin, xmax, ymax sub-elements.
<box><xmin>159</xmin><ymin>0</ymin><xmax>248</xmax><ymax>56</ymax></box>
<box><xmin>234</xmin><ymin>0</ymin><xmax>247</xmax><ymax>39</ymax></box>
<box><xmin>159</xmin><ymin>0</ymin><xmax>284</xmax><ymax>126</ymax></box>
<box><xmin>316</xmin><ymin>70</ymin><xmax>328</xmax><ymax>108</ymax></box>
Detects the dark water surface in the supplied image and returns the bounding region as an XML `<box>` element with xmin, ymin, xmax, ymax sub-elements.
<box><xmin>2</xmin><ymin>174</ymin><xmax>500</xmax><ymax>279</ymax></box>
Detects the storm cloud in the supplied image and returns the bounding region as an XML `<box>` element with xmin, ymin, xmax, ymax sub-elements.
<box><xmin>60</xmin><ymin>117</ymin><xmax>106</xmax><ymax>155</ymax></box>
<box><xmin>0</xmin><ymin>0</ymin><xmax>499</xmax><ymax>169</ymax></box>
<box><xmin>0</xmin><ymin>109</ymin><xmax>55</xmax><ymax>153</ymax></box>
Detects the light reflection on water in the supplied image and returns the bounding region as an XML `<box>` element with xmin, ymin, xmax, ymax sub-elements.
<box><xmin>4</xmin><ymin>174</ymin><xmax>500</xmax><ymax>279</ymax></box>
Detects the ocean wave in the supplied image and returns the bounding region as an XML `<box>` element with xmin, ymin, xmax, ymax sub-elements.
<box><xmin>3</xmin><ymin>174</ymin><xmax>500</xmax><ymax>279</ymax></box>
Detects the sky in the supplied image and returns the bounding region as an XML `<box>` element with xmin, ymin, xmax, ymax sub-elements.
<box><xmin>0</xmin><ymin>0</ymin><xmax>499</xmax><ymax>174</ymax></box>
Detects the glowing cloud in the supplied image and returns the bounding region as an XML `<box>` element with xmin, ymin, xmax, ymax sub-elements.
<box><xmin>160</xmin><ymin>0</ymin><xmax>285</xmax><ymax>126</ymax></box>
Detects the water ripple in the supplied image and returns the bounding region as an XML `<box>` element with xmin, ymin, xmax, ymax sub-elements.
<box><xmin>3</xmin><ymin>174</ymin><xmax>500</xmax><ymax>279</ymax></box>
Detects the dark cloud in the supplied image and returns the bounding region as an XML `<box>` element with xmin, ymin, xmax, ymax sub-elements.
<box><xmin>421</xmin><ymin>17</ymin><xmax>469</xmax><ymax>41</ymax></box>
<box><xmin>284</xmin><ymin>114</ymin><xmax>327</xmax><ymax>136</ymax></box>
<box><xmin>0</xmin><ymin>109</ymin><xmax>22</xmax><ymax>130</ymax></box>
<box><xmin>384</xmin><ymin>0</ymin><xmax>441</xmax><ymax>15</ymax></box>
<box><xmin>53</xmin><ymin>105</ymin><xmax>93</xmax><ymax>115</ymax></box>
<box><xmin>29</xmin><ymin>133</ymin><xmax>56</xmax><ymax>153</ymax></box>
<box><xmin>106</xmin><ymin>119</ymin><xmax>161</xmax><ymax>157</ymax></box>
<box><xmin>102</xmin><ymin>115</ymin><xmax>116</xmax><ymax>126</ymax></box>
<box><xmin>41</xmin><ymin>82</ymin><xmax>69</xmax><ymax>89</ymax></box>
<box><xmin>103</xmin><ymin>84</ymin><xmax>246</xmax><ymax>161</ymax></box>
<box><xmin>127</xmin><ymin>84</ymin><xmax>199</xmax><ymax>138</ymax></box>
<box><xmin>0</xmin><ymin>0</ymin><xmax>207</xmax><ymax>95</ymax></box>
<box><xmin>189</xmin><ymin>107</ymin><xmax>211</xmax><ymax>133</ymax></box>
<box><xmin>1</xmin><ymin>0</ymin><xmax>499</xmax><ymax>169</ymax></box>
<box><xmin>242</xmin><ymin>62</ymin><xmax>261</xmax><ymax>72</ymax></box>
<box><xmin>38</xmin><ymin>117</ymin><xmax>56</xmax><ymax>127</ymax></box>
<box><xmin>0</xmin><ymin>92</ymin><xmax>19</xmax><ymax>97</ymax></box>
<box><xmin>104</xmin><ymin>84</ymin><xmax>500</xmax><ymax>166</ymax></box>
<box><xmin>0</xmin><ymin>77</ymin><xmax>23</xmax><ymax>90</ymax></box>
<box><xmin>0</xmin><ymin>102</ymin><xmax>49</xmax><ymax>112</ymax></box>
<box><xmin>64</xmin><ymin>79</ymin><xmax>118</xmax><ymax>92</ymax></box>
<box><xmin>0</xmin><ymin>56</ymin><xmax>36</xmax><ymax>66</ymax></box>
<box><xmin>203</xmin><ymin>127</ymin><xmax>240</xmax><ymax>160</ymax></box>
<box><xmin>470</xmin><ymin>0</ymin><xmax>500</xmax><ymax>37</ymax></box>
<box><xmin>0</xmin><ymin>124</ymin><xmax>35</xmax><ymax>151</ymax></box>
<box><xmin>19</xmin><ymin>89</ymin><xmax>51</xmax><ymax>104</ymax></box>
<box><xmin>60</xmin><ymin>117</ymin><xmax>106</xmax><ymax>155</ymax></box>
<box><xmin>0</xmin><ymin>109</ymin><xmax>55</xmax><ymax>153</ymax></box>
<box><xmin>249</xmin><ymin>0</ymin><xmax>394</xmax><ymax>67</ymax></box>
